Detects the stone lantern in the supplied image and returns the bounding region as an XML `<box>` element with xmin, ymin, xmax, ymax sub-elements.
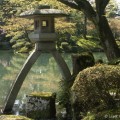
<box><xmin>20</xmin><ymin>5</ymin><xmax>67</xmax><ymax>51</ymax></box>
<box><xmin>3</xmin><ymin>5</ymin><xmax>71</xmax><ymax>113</ymax></box>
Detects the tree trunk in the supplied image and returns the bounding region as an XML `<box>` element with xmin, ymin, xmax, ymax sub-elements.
<box><xmin>83</xmin><ymin>15</ymin><xmax>87</xmax><ymax>39</ymax></box>
<box><xmin>95</xmin><ymin>0</ymin><xmax>120</xmax><ymax>61</ymax></box>
<box><xmin>97</xmin><ymin>16</ymin><xmax>120</xmax><ymax>61</ymax></box>
<box><xmin>58</xmin><ymin>0</ymin><xmax>120</xmax><ymax>61</ymax></box>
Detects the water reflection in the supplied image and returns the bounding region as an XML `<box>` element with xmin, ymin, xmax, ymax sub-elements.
<box><xmin>0</xmin><ymin>51</ymin><xmax>107</xmax><ymax>110</ymax></box>
<box><xmin>0</xmin><ymin>51</ymin><xmax>72</xmax><ymax>108</ymax></box>
<box><xmin>93</xmin><ymin>52</ymin><xmax>108</xmax><ymax>63</ymax></box>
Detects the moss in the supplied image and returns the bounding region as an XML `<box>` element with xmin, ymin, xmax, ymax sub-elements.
<box><xmin>28</xmin><ymin>92</ymin><xmax>56</xmax><ymax>98</ymax></box>
<box><xmin>71</xmin><ymin>64</ymin><xmax>120</xmax><ymax>118</ymax></box>
<box><xmin>77</xmin><ymin>38</ymin><xmax>101</xmax><ymax>51</ymax></box>
<box><xmin>82</xmin><ymin>113</ymin><xmax>95</xmax><ymax>120</ymax></box>
<box><xmin>18</xmin><ymin>46</ymin><xmax>29</xmax><ymax>53</ymax></box>
<box><xmin>26</xmin><ymin>92</ymin><xmax>56</xmax><ymax>119</ymax></box>
<box><xmin>0</xmin><ymin>115</ymin><xmax>32</xmax><ymax>120</ymax></box>
<box><xmin>60</xmin><ymin>36</ymin><xmax>102</xmax><ymax>53</ymax></box>
<box><xmin>72</xmin><ymin>52</ymin><xmax>95</xmax><ymax>71</ymax></box>
<box><xmin>82</xmin><ymin>108</ymin><xmax>120</xmax><ymax>120</ymax></box>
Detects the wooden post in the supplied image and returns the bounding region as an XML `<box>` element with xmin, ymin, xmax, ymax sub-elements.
<box><xmin>26</xmin><ymin>92</ymin><xmax>56</xmax><ymax>119</ymax></box>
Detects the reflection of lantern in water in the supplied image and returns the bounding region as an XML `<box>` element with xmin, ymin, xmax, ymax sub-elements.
<box><xmin>3</xmin><ymin>5</ymin><xmax>71</xmax><ymax>113</ymax></box>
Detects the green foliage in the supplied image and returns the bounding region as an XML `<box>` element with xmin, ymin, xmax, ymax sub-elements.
<box><xmin>82</xmin><ymin>108</ymin><xmax>120</xmax><ymax>120</ymax></box>
<box><xmin>72</xmin><ymin>64</ymin><xmax>120</xmax><ymax>113</ymax></box>
<box><xmin>108</xmin><ymin>57</ymin><xmax>120</xmax><ymax>65</ymax></box>
<box><xmin>116</xmin><ymin>40</ymin><xmax>120</xmax><ymax>47</ymax></box>
<box><xmin>0</xmin><ymin>0</ymin><xmax>15</xmax><ymax>20</ymax></box>
<box><xmin>0</xmin><ymin>115</ymin><xmax>32</xmax><ymax>120</ymax></box>
<box><xmin>9</xmin><ymin>30</ymin><xmax>32</xmax><ymax>52</ymax></box>
<box><xmin>1</xmin><ymin>0</ymin><xmax>118</xmax><ymax>54</ymax></box>
<box><xmin>69</xmin><ymin>11</ymin><xmax>86</xmax><ymax>37</ymax></box>
<box><xmin>58</xmin><ymin>78</ymin><xmax>73</xmax><ymax>118</ymax></box>
<box><xmin>58</xmin><ymin>79</ymin><xmax>71</xmax><ymax>107</ymax></box>
<box><xmin>0</xmin><ymin>0</ymin><xmax>103</xmax><ymax>53</ymax></box>
<box><xmin>87</xmin><ymin>22</ymin><xmax>99</xmax><ymax>38</ymax></box>
<box><xmin>58</xmin><ymin>52</ymin><xmax>95</xmax><ymax>118</ymax></box>
<box><xmin>0</xmin><ymin>0</ymin><xmax>77</xmax><ymax>53</ymax></box>
<box><xmin>1</xmin><ymin>8</ymin><xmax>33</xmax><ymax>52</ymax></box>
<box><xmin>106</xmin><ymin>0</ymin><xmax>118</xmax><ymax>18</ymax></box>
<box><xmin>17</xmin><ymin>46</ymin><xmax>29</xmax><ymax>53</ymax></box>
<box><xmin>58</xmin><ymin>35</ymin><xmax>101</xmax><ymax>53</ymax></box>
<box><xmin>110</xmin><ymin>19</ymin><xmax>120</xmax><ymax>40</ymax></box>
<box><xmin>12</xmin><ymin>41</ymin><xmax>25</xmax><ymax>49</ymax></box>
<box><xmin>76</xmin><ymin>37</ymin><xmax>101</xmax><ymax>51</ymax></box>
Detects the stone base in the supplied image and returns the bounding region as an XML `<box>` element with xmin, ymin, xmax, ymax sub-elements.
<box><xmin>26</xmin><ymin>92</ymin><xmax>56</xmax><ymax>119</ymax></box>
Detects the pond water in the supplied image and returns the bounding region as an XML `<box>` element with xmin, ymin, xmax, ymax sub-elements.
<box><xmin>0</xmin><ymin>50</ymin><xmax>107</xmax><ymax>111</ymax></box>
<box><xmin>0</xmin><ymin>50</ymin><xmax>72</xmax><ymax>109</ymax></box>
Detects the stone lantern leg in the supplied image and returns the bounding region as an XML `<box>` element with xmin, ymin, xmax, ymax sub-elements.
<box><xmin>2</xmin><ymin>5</ymin><xmax>71</xmax><ymax>113</ymax></box>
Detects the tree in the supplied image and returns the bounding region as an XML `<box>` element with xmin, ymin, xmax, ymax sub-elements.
<box><xmin>0</xmin><ymin>0</ymin><xmax>76</xmax><ymax>52</ymax></box>
<box><xmin>106</xmin><ymin>0</ymin><xmax>119</xmax><ymax>18</ymax></box>
<box><xmin>58</xmin><ymin>0</ymin><xmax>120</xmax><ymax>61</ymax></box>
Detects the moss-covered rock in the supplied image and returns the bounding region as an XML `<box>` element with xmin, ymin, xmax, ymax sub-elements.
<box><xmin>71</xmin><ymin>64</ymin><xmax>120</xmax><ymax>119</ymax></box>
<box><xmin>0</xmin><ymin>115</ymin><xmax>32</xmax><ymax>120</ymax></box>
<box><xmin>26</xmin><ymin>92</ymin><xmax>56</xmax><ymax>119</ymax></box>
<box><xmin>72</xmin><ymin>52</ymin><xmax>95</xmax><ymax>75</ymax></box>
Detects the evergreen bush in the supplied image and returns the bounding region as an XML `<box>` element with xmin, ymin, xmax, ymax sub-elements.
<box><xmin>82</xmin><ymin>108</ymin><xmax>120</xmax><ymax>120</ymax></box>
<box><xmin>71</xmin><ymin>64</ymin><xmax>120</xmax><ymax>118</ymax></box>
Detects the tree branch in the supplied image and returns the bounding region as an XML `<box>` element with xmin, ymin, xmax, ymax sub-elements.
<box><xmin>75</xmin><ymin>0</ymin><xmax>96</xmax><ymax>16</ymax></box>
<box><xmin>102</xmin><ymin>0</ymin><xmax>110</xmax><ymax>10</ymax></box>
<box><xmin>95</xmin><ymin>0</ymin><xmax>110</xmax><ymax>15</ymax></box>
<box><xmin>58</xmin><ymin>0</ymin><xmax>97</xmax><ymax>25</ymax></box>
<box><xmin>57</xmin><ymin>0</ymin><xmax>80</xmax><ymax>10</ymax></box>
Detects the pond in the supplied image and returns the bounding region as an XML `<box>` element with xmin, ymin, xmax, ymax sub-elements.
<box><xmin>0</xmin><ymin>50</ymin><xmax>107</xmax><ymax>112</ymax></box>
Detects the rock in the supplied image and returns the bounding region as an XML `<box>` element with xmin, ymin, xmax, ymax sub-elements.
<box><xmin>26</xmin><ymin>92</ymin><xmax>56</xmax><ymax>119</ymax></box>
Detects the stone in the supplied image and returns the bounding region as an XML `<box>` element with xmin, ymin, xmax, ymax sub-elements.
<box><xmin>26</xmin><ymin>92</ymin><xmax>56</xmax><ymax>119</ymax></box>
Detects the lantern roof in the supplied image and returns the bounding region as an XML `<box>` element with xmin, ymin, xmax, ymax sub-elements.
<box><xmin>20</xmin><ymin>5</ymin><xmax>67</xmax><ymax>18</ymax></box>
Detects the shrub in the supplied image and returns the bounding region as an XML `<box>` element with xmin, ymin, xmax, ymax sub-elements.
<box><xmin>108</xmin><ymin>57</ymin><xmax>120</xmax><ymax>65</ymax></box>
<box><xmin>58</xmin><ymin>78</ymin><xmax>73</xmax><ymax>118</ymax></box>
<box><xmin>71</xmin><ymin>64</ymin><xmax>120</xmax><ymax>116</ymax></box>
<box><xmin>18</xmin><ymin>46</ymin><xmax>29</xmax><ymax>53</ymax></box>
<box><xmin>82</xmin><ymin>108</ymin><xmax>120</xmax><ymax>120</ymax></box>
